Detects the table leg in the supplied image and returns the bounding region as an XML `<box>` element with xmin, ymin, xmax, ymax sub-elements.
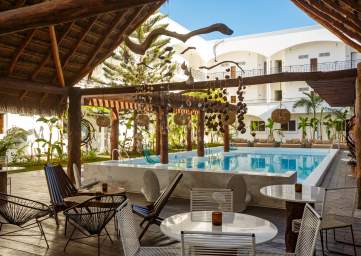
<box><xmin>285</xmin><ymin>201</ymin><xmax>314</xmax><ymax>253</ymax></box>
<box><xmin>0</xmin><ymin>172</ymin><xmax>7</xmax><ymax>194</ymax></box>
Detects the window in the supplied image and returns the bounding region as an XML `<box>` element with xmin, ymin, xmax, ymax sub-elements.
<box><xmin>298</xmin><ymin>54</ymin><xmax>309</xmax><ymax>59</ymax></box>
<box><xmin>251</xmin><ymin>121</ymin><xmax>265</xmax><ymax>131</ymax></box>
<box><xmin>281</xmin><ymin>120</ymin><xmax>296</xmax><ymax>131</ymax></box>
<box><xmin>319</xmin><ymin>52</ymin><xmax>330</xmax><ymax>57</ymax></box>
<box><xmin>298</xmin><ymin>87</ymin><xmax>309</xmax><ymax>92</ymax></box>
<box><xmin>230</xmin><ymin>95</ymin><xmax>237</xmax><ymax>103</ymax></box>
<box><xmin>281</xmin><ymin>159</ymin><xmax>296</xmax><ymax>170</ymax></box>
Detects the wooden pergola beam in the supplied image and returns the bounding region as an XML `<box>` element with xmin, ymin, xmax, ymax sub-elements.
<box><xmin>80</xmin><ymin>69</ymin><xmax>357</xmax><ymax>96</ymax></box>
<box><xmin>291</xmin><ymin>0</ymin><xmax>361</xmax><ymax>52</ymax></box>
<box><xmin>8</xmin><ymin>29</ymin><xmax>36</xmax><ymax>75</ymax></box>
<box><xmin>48</xmin><ymin>25</ymin><xmax>65</xmax><ymax>87</ymax></box>
<box><xmin>0</xmin><ymin>0</ymin><xmax>162</xmax><ymax>35</ymax></box>
<box><xmin>0</xmin><ymin>77</ymin><xmax>67</xmax><ymax>95</ymax></box>
<box><xmin>355</xmin><ymin>62</ymin><xmax>361</xmax><ymax>208</ymax></box>
<box><xmin>32</xmin><ymin>23</ymin><xmax>74</xmax><ymax>82</ymax></box>
<box><xmin>339</xmin><ymin>0</ymin><xmax>361</xmax><ymax>14</ymax></box>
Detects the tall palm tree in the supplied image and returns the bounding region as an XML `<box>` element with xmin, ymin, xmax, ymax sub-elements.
<box><xmin>293</xmin><ymin>91</ymin><xmax>324</xmax><ymax>140</ymax></box>
<box><xmin>298</xmin><ymin>117</ymin><xmax>309</xmax><ymax>142</ymax></box>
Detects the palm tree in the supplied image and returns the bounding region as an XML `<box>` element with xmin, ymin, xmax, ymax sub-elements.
<box><xmin>265</xmin><ymin>118</ymin><xmax>275</xmax><ymax>142</ymax></box>
<box><xmin>298</xmin><ymin>117</ymin><xmax>309</xmax><ymax>142</ymax></box>
<box><xmin>293</xmin><ymin>91</ymin><xmax>324</xmax><ymax>140</ymax></box>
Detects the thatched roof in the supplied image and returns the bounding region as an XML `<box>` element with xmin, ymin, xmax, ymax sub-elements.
<box><xmin>0</xmin><ymin>0</ymin><xmax>164</xmax><ymax>115</ymax></box>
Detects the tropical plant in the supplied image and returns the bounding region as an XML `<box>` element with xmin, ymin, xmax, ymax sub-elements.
<box><xmin>324</xmin><ymin>108</ymin><xmax>349</xmax><ymax>143</ymax></box>
<box><xmin>309</xmin><ymin>117</ymin><xmax>319</xmax><ymax>141</ymax></box>
<box><xmin>0</xmin><ymin>127</ymin><xmax>29</xmax><ymax>160</ymax></box>
<box><xmin>93</xmin><ymin>12</ymin><xmax>176</xmax><ymax>152</ymax></box>
<box><xmin>35</xmin><ymin>117</ymin><xmax>65</xmax><ymax>163</ymax></box>
<box><xmin>293</xmin><ymin>91</ymin><xmax>324</xmax><ymax>139</ymax></box>
<box><xmin>265</xmin><ymin>118</ymin><xmax>274</xmax><ymax>142</ymax></box>
<box><xmin>298</xmin><ymin>117</ymin><xmax>309</xmax><ymax>142</ymax></box>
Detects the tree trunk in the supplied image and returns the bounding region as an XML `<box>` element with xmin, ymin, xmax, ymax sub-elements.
<box><xmin>159</xmin><ymin>107</ymin><xmax>168</xmax><ymax>164</ymax></box>
<box><xmin>156</xmin><ymin>110</ymin><xmax>161</xmax><ymax>155</ymax></box>
<box><xmin>110</xmin><ymin>107</ymin><xmax>119</xmax><ymax>160</ymax></box>
<box><xmin>197</xmin><ymin>111</ymin><xmax>205</xmax><ymax>157</ymax></box>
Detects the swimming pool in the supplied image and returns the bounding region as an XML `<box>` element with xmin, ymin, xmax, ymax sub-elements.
<box><xmin>84</xmin><ymin>147</ymin><xmax>338</xmax><ymax>208</ymax></box>
<box><xmin>119</xmin><ymin>147</ymin><xmax>335</xmax><ymax>183</ymax></box>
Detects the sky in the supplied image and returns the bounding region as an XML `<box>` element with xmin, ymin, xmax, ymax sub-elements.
<box><xmin>160</xmin><ymin>0</ymin><xmax>317</xmax><ymax>40</ymax></box>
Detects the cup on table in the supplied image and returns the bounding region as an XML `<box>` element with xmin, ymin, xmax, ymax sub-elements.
<box><xmin>295</xmin><ymin>183</ymin><xmax>302</xmax><ymax>193</ymax></box>
<box><xmin>212</xmin><ymin>211</ymin><xmax>222</xmax><ymax>226</ymax></box>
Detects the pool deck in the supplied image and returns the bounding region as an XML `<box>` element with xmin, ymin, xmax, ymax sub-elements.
<box><xmin>1</xmin><ymin>150</ymin><xmax>360</xmax><ymax>255</ymax></box>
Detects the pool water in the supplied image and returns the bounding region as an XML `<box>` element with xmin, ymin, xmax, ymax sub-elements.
<box><xmin>166</xmin><ymin>147</ymin><xmax>327</xmax><ymax>182</ymax></box>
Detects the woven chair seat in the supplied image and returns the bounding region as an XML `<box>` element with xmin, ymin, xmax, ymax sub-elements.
<box><xmin>137</xmin><ymin>247</ymin><xmax>180</xmax><ymax>256</ymax></box>
<box><xmin>0</xmin><ymin>193</ymin><xmax>50</xmax><ymax>226</ymax></box>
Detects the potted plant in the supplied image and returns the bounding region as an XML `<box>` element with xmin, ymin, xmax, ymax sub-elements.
<box><xmin>250</xmin><ymin>122</ymin><xmax>257</xmax><ymax>142</ymax></box>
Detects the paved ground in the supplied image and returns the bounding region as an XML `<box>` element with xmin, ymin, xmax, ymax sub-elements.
<box><xmin>0</xmin><ymin>149</ymin><xmax>359</xmax><ymax>255</ymax></box>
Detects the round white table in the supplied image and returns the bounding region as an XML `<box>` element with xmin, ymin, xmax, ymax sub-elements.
<box><xmin>160</xmin><ymin>211</ymin><xmax>278</xmax><ymax>244</ymax></box>
<box><xmin>260</xmin><ymin>184</ymin><xmax>323</xmax><ymax>252</ymax></box>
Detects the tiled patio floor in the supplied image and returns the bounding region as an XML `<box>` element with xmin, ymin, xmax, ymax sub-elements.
<box><xmin>0</xmin><ymin>149</ymin><xmax>359</xmax><ymax>255</ymax></box>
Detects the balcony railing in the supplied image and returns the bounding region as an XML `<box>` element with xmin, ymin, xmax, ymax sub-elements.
<box><xmin>206</xmin><ymin>59</ymin><xmax>361</xmax><ymax>80</ymax></box>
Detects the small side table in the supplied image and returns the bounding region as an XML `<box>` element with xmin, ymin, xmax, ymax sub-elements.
<box><xmin>0</xmin><ymin>167</ymin><xmax>25</xmax><ymax>194</ymax></box>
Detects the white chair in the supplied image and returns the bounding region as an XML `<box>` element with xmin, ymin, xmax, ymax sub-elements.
<box><xmin>181</xmin><ymin>231</ymin><xmax>256</xmax><ymax>255</ymax></box>
<box><xmin>141</xmin><ymin>170</ymin><xmax>160</xmax><ymax>203</ymax></box>
<box><xmin>73</xmin><ymin>163</ymin><xmax>98</xmax><ymax>190</ymax></box>
<box><xmin>116</xmin><ymin>199</ymin><xmax>179</xmax><ymax>256</ymax></box>
<box><xmin>226</xmin><ymin>175</ymin><xmax>251</xmax><ymax>212</ymax></box>
<box><xmin>260</xmin><ymin>204</ymin><xmax>322</xmax><ymax>256</ymax></box>
<box><xmin>190</xmin><ymin>188</ymin><xmax>233</xmax><ymax>212</ymax></box>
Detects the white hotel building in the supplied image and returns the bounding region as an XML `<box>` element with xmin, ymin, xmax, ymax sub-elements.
<box><xmin>167</xmin><ymin>19</ymin><xmax>361</xmax><ymax>141</ymax></box>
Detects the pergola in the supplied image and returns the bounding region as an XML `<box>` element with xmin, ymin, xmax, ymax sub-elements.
<box><xmin>0</xmin><ymin>0</ymin><xmax>360</xmax><ymax>192</ymax></box>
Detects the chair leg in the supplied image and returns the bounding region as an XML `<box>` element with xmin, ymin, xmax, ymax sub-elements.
<box><xmin>138</xmin><ymin>221</ymin><xmax>151</xmax><ymax>241</ymax></box>
<box><xmin>140</xmin><ymin>219</ymin><xmax>146</xmax><ymax>227</ymax></box>
<box><xmin>98</xmin><ymin>234</ymin><xmax>100</xmax><ymax>256</ymax></box>
<box><xmin>64</xmin><ymin>216</ymin><xmax>68</xmax><ymax>236</ymax></box>
<box><xmin>320</xmin><ymin>230</ymin><xmax>325</xmax><ymax>256</ymax></box>
<box><xmin>64</xmin><ymin>227</ymin><xmax>76</xmax><ymax>252</ymax></box>
<box><xmin>350</xmin><ymin>226</ymin><xmax>357</xmax><ymax>256</ymax></box>
<box><xmin>104</xmin><ymin>227</ymin><xmax>113</xmax><ymax>243</ymax></box>
<box><xmin>36</xmin><ymin>220</ymin><xmax>49</xmax><ymax>248</ymax></box>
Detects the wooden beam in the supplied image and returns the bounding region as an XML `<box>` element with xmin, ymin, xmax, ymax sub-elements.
<box><xmin>291</xmin><ymin>0</ymin><xmax>361</xmax><ymax>52</ymax></box>
<box><xmin>224</xmin><ymin>124</ymin><xmax>230</xmax><ymax>152</ymax></box>
<box><xmin>156</xmin><ymin>110</ymin><xmax>161</xmax><ymax>155</ymax></box>
<box><xmin>339</xmin><ymin>0</ymin><xmax>361</xmax><ymax>14</ymax></box>
<box><xmin>355</xmin><ymin>62</ymin><xmax>361</xmax><ymax>208</ymax></box>
<box><xmin>322</xmin><ymin>1</ymin><xmax>361</xmax><ymax>31</ymax></box>
<box><xmin>40</xmin><ymin>93</ymin><xmax>48</xmax><ymax>104</ymax></box>
<box><xmin>8</xmin><ymin>29</ymin><xmax>36</xmax><ymax>75</ymax></box>
<box><xmin>18</xmin><ymin>90</ymin><xmax>28</xmax><ymax>101</ymax></box>
<box><xmin>32</xmin><ymin>23</ymin><xmax>73</xmax><ymax>82</ymax></box>
<box><xmin>197</xmin><ymin>110</ymin><xmax>205</xmax><ymax>157</ymax></box>
<box><xmin>0</xmin><ymin>77</ymin><xmax>67</xmax><ymax>95</ymax></box>
<box><xmin>110</xmin><ymin>107</ymin><xmax>119</xmax><ymax>160</ymax></box>
<box><xmin>0</xmin><ymin>0</ymin><xmax>163</xmax><ymax>35</ymax></box>
<box><xmin>67</xmin><ymin>87</ymin><xmax>82</xmax><ymax>182</ymax></box>
<box><xmin>48</xmin><ymin>26</ymin><xmax>65</xmax><ymax>87</ymax></box>
<box><xmin>159</xmin><ymin>107</ymin><xmax>168</xmax><ymax>164</ymax></box>
<box><xmin>80</xmin><ymin>69</ymin><xmax>358</xmax><ymax>96</ymax></box>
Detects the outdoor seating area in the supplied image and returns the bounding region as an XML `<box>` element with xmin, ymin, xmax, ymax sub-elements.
<box><xmin>1</xmin><ymin>0</ymin><xmax>361</xmax><ymax>255</ymax></box>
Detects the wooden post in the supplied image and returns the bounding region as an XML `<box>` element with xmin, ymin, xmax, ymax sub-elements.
<box><xmin>197</xmin><ymin>110</ymin><xmax>205</xmax><ymax>157</ymax></box>
<box><xmin>224</xmin><ymin>124</ymin><xmax>230</xmax><ymax>152</ymax></box>
<box><xmin>160</xmin><ymin>107</ymin><xmax>168</xmax><ymax>164</ymax></box>
<box><xmin>156</xmin><ymin>110</ymin><xmax>161</xmax><ymax>155</ymax></box>
<box><xmin>67</xmin><ymin>87</ymin><xmax>81</xmax><ymax>182</ymax></box>
<box><xmin>110</xmin><ymin>107</ymin><xmax>119</xmax><ymax>160</ymax></box>
<box><xmin>186</xmin><ymin>119</ymin><xmax>192</xmax><ymax>151</ymax></box>
<box><xmin>356</xmin><ymin>62</ymin><xmax>361</xmax><ymax>208</ymax></box>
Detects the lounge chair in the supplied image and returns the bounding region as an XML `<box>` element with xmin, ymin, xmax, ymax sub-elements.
<box><xmin>143</xmin><ymin>149</ymin><xmax>161</xmax><ymax>164</ymax></box>
<box><xmin>141</xmin><ymin>170</ymin><xmax>161</xmax><ymax>203</ymax></box>
<box><xmin>43</xmin><ymin>164</ymin><xmax>101</xmax><ymax>226</ymax></box>
<box><xmin>226</xmin><ymin>175</ymin><xmax>251</xmax><ymax>212</ymax></box>
<box><xmin>132</xmin><ymin>172</ymin><xmax>183</xmax><ymax>240</ymax></box>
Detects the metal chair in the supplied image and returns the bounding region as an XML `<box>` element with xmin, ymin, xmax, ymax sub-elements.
<box><xmin>181</xmin><ymin>231</ymin><xmax>256</xmax><ymax>255</ymax></box>
<box><xmin>319</xmin><ymin>187</ymin><xmax>358</xmax><ymax>256</ymax></box>
<box><xmin>63</xmin><ymin>193</ymin><xmax>126</xmax><ymax>256</ymax></box>
<box><xmin>43</xmin><ymin>164</ymin><xmax>99</xmax><ymax>225</ymax></box>
<box><xmin>117</xmin><ymin>199</ymin><xmax>179</xmax><ymax>256</ymax></box>
<box><xmin>0</xmin><ymin>193</ymin><xmax>51</xmax><ymax>248</ymax></box>
<box><xmin>141</xmin><ymin>170</ymin><xmax>160</xmax><ymax>203</ymax></box>
<box><xmin>132</xmin><ymin>172</ymin><xmax>183</xmax><ymax>240</ymax></box>
<box><xmin>190</xmin><ymin>188</ymin><xmax>233</xmax><ymax>212</ymax></box>
<box><xmin>260</xmin><ymin>204</ymin><xmax>321</xmax><ymax>256</ymax></box>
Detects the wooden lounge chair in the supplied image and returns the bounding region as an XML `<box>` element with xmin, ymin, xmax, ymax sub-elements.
<box><xmin>43</xmin><ymin>164</ymin><xmax>100</xmax><ymax>226</ymax></box>
<box><xmin>132</xmin><ymin>172</ymin><xmax>183</xmax><ymax>240</ymax></box>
